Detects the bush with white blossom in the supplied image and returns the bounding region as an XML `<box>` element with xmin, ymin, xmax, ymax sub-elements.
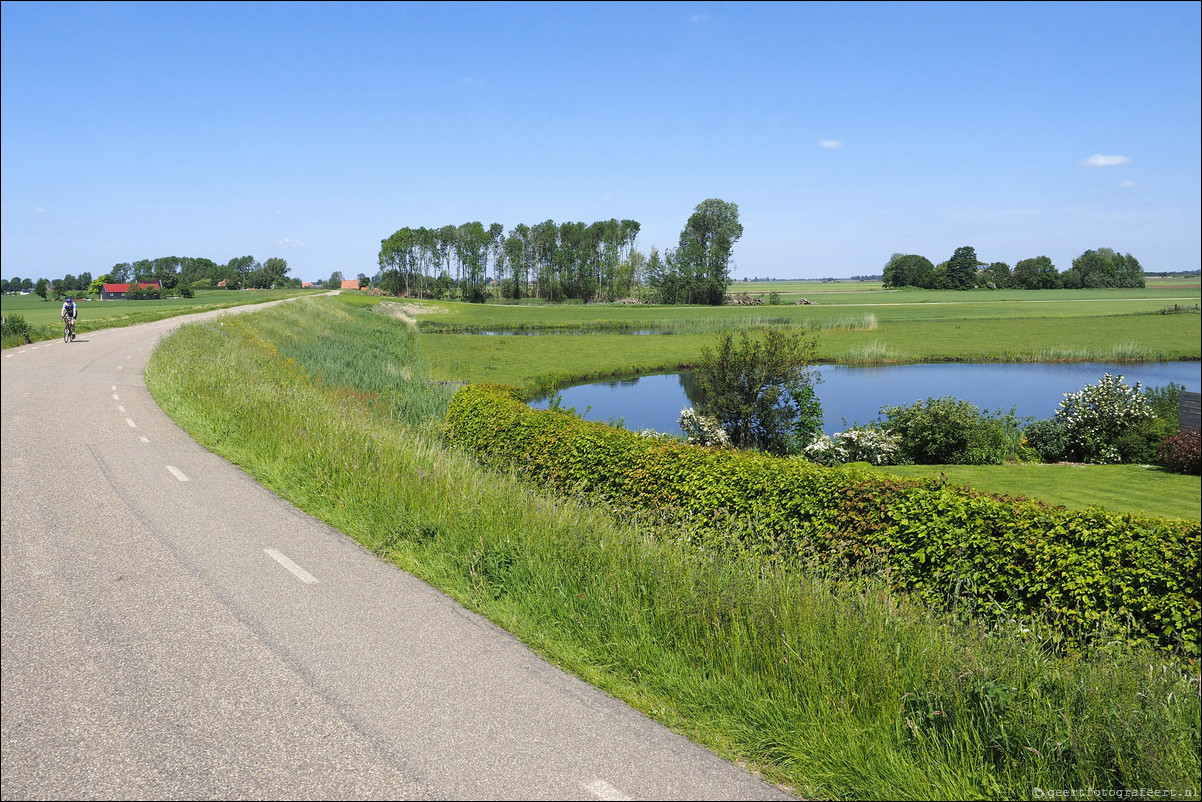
<box><xmin>804</xmin><ymin>426</ymin><xmax>901</xmax><ymax>466</ymax></box>
<box><xmin>1054</xmin><ymin>373</ymin><xmax>1154</xmax><ymax>463</ymax></box>
<box><xmin>678</xmin><ymin>407</ymin><xmax>732</xmax><ymax>448</ymax></box>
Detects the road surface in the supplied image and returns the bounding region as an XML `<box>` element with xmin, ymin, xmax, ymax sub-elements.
<box><xmin>1</xmin><ymin>305</ymin><xmax>794</xmax><ymax>800</ymax></box>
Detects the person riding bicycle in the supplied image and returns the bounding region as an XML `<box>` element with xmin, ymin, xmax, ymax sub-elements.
<box><xmin>61</xmin><ymin>297</ymin><xmax>78</xmax><ymax>335</ymax></box>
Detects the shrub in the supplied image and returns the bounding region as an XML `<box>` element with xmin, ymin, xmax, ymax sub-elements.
<box><xmin>678</xmin><ymin>407</ymin><xmax>731</xmax><ymax>448</ymax></box>
<box><xmin>880</xmin><ymin>396</ymin><xmax>1024</xmax><ymax>465</ymax></box>
<box><xmin>804</xmin><ymin>426</ymin><xmax>901</xmax><ymax>466</ymax></box>
<box><xmin>1023</xmin><ymin>418</ymin><xmax>1071</xmax><ymax>462</ymax></box>
<box><xmin>694</xmin><ymin>328</ymin><xmax>821</xmax><ymax>455</ymax></box>
<box><xmin>444</xmin><ymin>383</ymin><xmax>1200</xmax><ymax>655</ymax></box>
<box><xmin>1</xmin><ymin>314</ymin><xmax>34</xmax><ymax>344</ymax></box>
<box><xmin>1158</xmin><ymin>429</ymin><xmax>1201</xmax><ymax>475</ymax></box>
<box><xmin>1056</xmin><ymin>374</ymin><xmax>1155</xmax><ymax>463</ymax></box>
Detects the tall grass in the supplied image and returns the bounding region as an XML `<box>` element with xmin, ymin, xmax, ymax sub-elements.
<box><xmin>146</xmin><ymin>296</ymin><xmax>1201</xmax><ymax>800</ymax></box>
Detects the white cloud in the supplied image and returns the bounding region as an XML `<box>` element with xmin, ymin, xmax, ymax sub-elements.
<box><xmin>277</xmin><ymin>238</ymin><xmax>305</xmax><ymax>248</ymax></box>
<box><xmin>1119</xmin><ymin>179</ymin><xmax>1137</xmax><ymax>188</ymax></box>
<box><xmin>34</xmin><ymin>207</ymin><xmax>45</xmax><ymax>213</ymax></box>
<box><xmin>819</xmin><ymin>140</ymin><xmax>842</xmax><ymax>149</ymax></box>
<box><xmin>1081</xmin><ymin>154</ymin><xmax>1131</xmax><ymax>167</ymax></box>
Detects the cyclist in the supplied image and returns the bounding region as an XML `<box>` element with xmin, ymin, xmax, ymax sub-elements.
<box><xmin>61</xmin><ymin>296</ymin><xmax>78</xmax><ymax>338</ymax></box>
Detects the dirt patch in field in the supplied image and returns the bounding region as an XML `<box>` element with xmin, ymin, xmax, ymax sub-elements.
<box><xmin>379</xmin><ymin>301</ymin><xmax>443</xmax><ymax>328</ymax></box>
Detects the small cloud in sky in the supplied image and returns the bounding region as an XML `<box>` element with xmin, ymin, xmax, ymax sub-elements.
<box><xmin>1119</xmin><ymin>179</ymin><xmax>1136</xmax><ymax>188</ymax></box>
<box><xmin>34</xmin><ymin>207</ymin><xmax>45</xmax><ymax>213</ymax></box>
<box><xmin>690</xmin><ymin>13</ymin><xmax>712</xmax><ymax>24</ymax></box>
<box><xmin>1081</xmin><ymin>154</ymin><xmax>1131</xmax><ymax>167</ymax></box>
<box><xmin>278</xmin><ymin>238</ymin><xmax>305</xmax><ymax>248</ymax></box>
<box><xmin>818</xmin><ymin>140</ymin><xmax>842</xmax><ymax>149</ymax></box>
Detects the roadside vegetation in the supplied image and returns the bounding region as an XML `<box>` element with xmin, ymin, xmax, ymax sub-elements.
<box><xmin>146</xmin><ymin>293</ymin><xmax>1200</xmax><ymax>801</ymax></box>
<box><xmin>0</xmin><ymin>288</ymin><xmax>318</xmax><ymax>348</ymax></box>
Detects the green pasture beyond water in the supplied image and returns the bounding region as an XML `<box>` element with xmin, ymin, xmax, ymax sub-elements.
<box><xmin>0</xmin><ymin>288</ymin><xmax>320</xmax><ymax>346</ymax></box>
<box><xmin>145</xmin><ymin>296</ymin><xmax>1200</xmax><ymax>800</ymax></box>
<box><xmin>401</xmin><ymin>284</ymin><xmax>1201</xmax><ymax>390</ymax></box>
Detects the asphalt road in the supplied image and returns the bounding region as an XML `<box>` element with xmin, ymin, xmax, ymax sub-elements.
<box><xmin>1</xmin><ymin>305</ymin><xmax>795</xmax><ymax>801</ymax></box>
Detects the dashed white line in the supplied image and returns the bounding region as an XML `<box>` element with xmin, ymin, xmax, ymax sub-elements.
<box><xmin>585</xmin><ymin>780</ymin><xmax>632</xmax><ymax>800</ymax></box>
<box><xmin>117</xmin><ymin>405</ymin><xmax>126</xmax><ymax>412</ymax></box>
<box><xmin>264</xmin><ymin>549</ymin><xmax>319</xmax><ymax>584</ymax></box>
<box><xmin>125</xmin><ymin>418</ymin><xmax>136</xmax><ymax>428</ymax></box>
<box><xmin>139</xmin><ymin>437</ymin><xmax>149</xmax><ymax>443</ymax></box>
<box><xmin>112</xmin><ymin>394</ymin><xmax>120</xmax><ymax>401</ymax></box>
<box><xmin>166</xmin><ymin>466</ymin><xmax>189</xmax><ymax>482</ymax></box>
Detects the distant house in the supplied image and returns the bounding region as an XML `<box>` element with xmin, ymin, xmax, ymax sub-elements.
<box><xmin>302</xmin><ymin>282</ymin><xmax>314</xmax><ymax>288</ymax></box>
<box><xmin>340</xmin><ymin>279</ymin><xmax>361</xmax><ymax>290</ymax></box>
<box><xmin>217</xmin><ymin>279</ymin><xmax>228</xmax><ymax>288</ymax></box>
<box><xmin>100</xmin><ymin>281</ymin><xmax>162</xmax><ymax>300</ymax></box>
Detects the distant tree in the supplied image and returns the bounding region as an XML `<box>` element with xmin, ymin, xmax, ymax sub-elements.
<box><xmin>109</xmin><ymin>262</ymin><xmax>131</xmax><ymax>283</ymax></box>
<box><xmin>88</xmin><ymin>274</ymin><xmax>111</xmax><ymax>295</ymax></box>
<box><xmin>1064</xmin><ymin>248</ymin><xmax>1146</xmax><ymax>289</ymax></box>
<box><xmin>261</xmin><ymin>257</ymin><xmax>289</xmax><ymax>288</ymax></box>
<box><xmin>674</xmin><ymin>198</ymin><xmax>743</xmax><ymax>304</ymax></box>
<box><xmin>21</xmin><ymin>278</ymin><xmax>33</xmax><ymax>292</ymax></box>
<box><xmin>980</xmin><ymin>261</ymin><xmax>1013</xmax><ymax>289</ymax></box>
<box><xmin>34</xmin><ymin>278</ymin><xmax>49</xmax><ymax>299</ymax></box>
<box><xmin>327</xmin><ymin>270</ymin><xmax>344</xmax><ymax>289</ymax></box>
<box><xmin>882</xmin><ymin>253</ymin><xmax>935</xmax><ymax>288</ymax></box>
<box><xmin>945</xmin><ymin>246</ymin><xmax>980</xmax><ymax>289</ymax></box>
<box><xmin>1012</xmin><ymin>256</ymin><xmax>1060</xmax><ymax>289</ymax></box>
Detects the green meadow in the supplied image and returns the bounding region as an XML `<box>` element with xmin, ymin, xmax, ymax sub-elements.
<box><xmin>145</xmin><ymin>293</ymin><xmax>1200</xmax><ymax>800</ymax></box>
<box><xmin>0</xmin><ymin>287</ymin><xmax>320</xmax><ymax>347</ymax></box>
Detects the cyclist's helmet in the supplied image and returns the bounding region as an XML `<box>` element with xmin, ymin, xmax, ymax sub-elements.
<box><xmin>66</xmin><ymin>297</ymin><xmax>73</xmax><ymax>302</ymax></box>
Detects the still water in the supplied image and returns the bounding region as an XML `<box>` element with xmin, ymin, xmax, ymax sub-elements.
<box><xmin>530</xmin><ymin>362</ymin><xmax>1202</xmax><ymax>437</ymax></box>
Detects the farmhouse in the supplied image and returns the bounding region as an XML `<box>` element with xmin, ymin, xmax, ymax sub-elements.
<box><xmin>100</xmin><ymin>281</ymin><xmax>162</xmax><ymax>300</ymax></box>
<box><xmin>340</xmin><ymin>279</ymin><xmax>361</xmax><ymax>290</ymax></box>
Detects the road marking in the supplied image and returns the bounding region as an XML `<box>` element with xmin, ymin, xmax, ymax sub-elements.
<box><xmin>139</xmin><ymin>437</ymin><xmax>149</xmax><ymax>443</ymax></box>
<box><xmin>264</xmin><ymin>549</ymin><xmax>319</xmax><ymax>584</ymax></box>
<box><xmin>166</xmin><ymin>466</ymin><xmax>189</xmax><ymax>482</ymax></box>
<box><xmin>117</xmin><ymin>364</ymin><xmax>123</xmax><ymax>370</ymax></box>
<box><xmin>117</xmin><ymin>405</ymin><xmax>125</xmax><ymax>412</ymax></box>
<box><xmin>585</xmin><ymin>780</ymin><xmax>632</xmax><ymax>800</ymax></box>
<box><xmin>112</xmin><ymin>394</ymin><xmax>120</xmax><ymax>400</ymax></box>
<box><xmin>125</xmin><ymin>418</ymin><xmax>136</xmax><ymax>428</ymax></box>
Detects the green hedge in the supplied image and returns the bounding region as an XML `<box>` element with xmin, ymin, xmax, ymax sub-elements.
<box><xmin>445</xmin><ymin>384</ymin><xmax>1200</xmax><ymax>655</ymax></box>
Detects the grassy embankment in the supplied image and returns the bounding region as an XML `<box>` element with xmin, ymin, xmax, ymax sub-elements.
<box><xmin>0</xmin><ymin>288</ymin><xmax>320</xmax><ymax>348</ymax></box>
<box><xmin>147</xmin><ymin>294</ymin><xmax>1200</xmax><ymax>801</ymax></box>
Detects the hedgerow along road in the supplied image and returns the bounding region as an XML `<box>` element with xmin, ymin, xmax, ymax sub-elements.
<box><xmin>0</xmin><ymin>301</ymin><xmax>793</xmax><ymax>800</ymax></box>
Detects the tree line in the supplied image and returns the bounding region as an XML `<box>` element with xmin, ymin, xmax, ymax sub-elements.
<box><xmin>2</xmin><ymin>254</ymin><xmax>297</xmax><ymax>300</ymax></box>
<box><xmin>883</xmin><ymin>246</ymin><xmax>1146</xmax><ymax>290</ymax></box>
<box><xmin>376</xmin><ymin>198</ymin><xmax>744</xmax><ymax>305</ymax></box>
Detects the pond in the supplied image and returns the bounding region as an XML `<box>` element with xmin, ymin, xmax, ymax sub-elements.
<box><xmin>530</xmin><ymin>362</ymin><xmax>1202</xmax><ymax>437</ymax></box>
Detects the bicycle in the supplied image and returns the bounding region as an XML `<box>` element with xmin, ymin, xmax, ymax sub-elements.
<box><xmin>63</xmin><ymin>316</ymin><xmax>76</xmax><ymax>343</ymax></box>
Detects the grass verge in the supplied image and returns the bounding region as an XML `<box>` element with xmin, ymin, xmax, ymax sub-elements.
<box><xmin>145</xmin><ymin>296</ymin><xmax>1200</xmax><ymax>800</ymax></box>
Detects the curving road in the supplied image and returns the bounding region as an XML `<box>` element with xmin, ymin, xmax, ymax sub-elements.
<box><xmin>1</xmin><ymin>305</ymin><xmax>794</xmax><ymax>801</ymax></box>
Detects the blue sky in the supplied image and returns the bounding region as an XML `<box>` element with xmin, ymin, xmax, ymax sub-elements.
<box><xmin>2</xmin><ymin>1</ymin><xmax>1199</xmax><ymax>284</ymax></box>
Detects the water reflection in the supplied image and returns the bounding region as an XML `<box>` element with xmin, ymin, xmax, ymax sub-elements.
<box><xmin>531</xmin><ymin>362</ymin><xmax>1202</xmax><ymax>437</ymax></box>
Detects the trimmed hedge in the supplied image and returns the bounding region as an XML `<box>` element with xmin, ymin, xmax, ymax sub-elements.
<box><xmin>445</xmin><ymin>384</ymin><xmax>1200</xmax><ymax>655</ymax></box>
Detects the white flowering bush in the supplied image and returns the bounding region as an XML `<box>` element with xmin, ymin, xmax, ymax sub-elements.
<box><xmin>1054</xmin><ymin>373</ymin><xmax>1154</xmax><ymax>463</ymax></box>
<box><xmin>679</xmin><ymin>407</ymin><xmax>732</xmax><ymax>448</ymax></box>
<box><xmin>804</xmin><ymin>426</ymin><xmax>901</xmax><ymax>466</ymax></box>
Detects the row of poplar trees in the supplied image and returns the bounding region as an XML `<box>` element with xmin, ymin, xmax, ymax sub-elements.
<box><xmin>377</xmin><ymin>199</ymin><xmax>744</xmax><ymax>304</ymax></box>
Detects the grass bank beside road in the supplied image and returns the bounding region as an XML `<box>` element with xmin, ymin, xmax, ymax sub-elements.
<box><xmin>0</xmin><ymin>288</ymin><xmax>320</xmax><ymax>348</ymax></box>
<box><xmin>146</xmin><ymin>295</ymin><xmax>1200</xmax><ymax>801</ymax></box>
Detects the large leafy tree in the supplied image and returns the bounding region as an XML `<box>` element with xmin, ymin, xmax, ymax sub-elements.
<box><xmin>694</xmin><ymin>327</ymin><xmax>821</xmax><ymax>455</ymax></box>
<box><xmin>882</xmin><ymin>253</ymin><xmax>935</xmax><ymax>288</ymax></box>
<box><xmin>1012</xmin><ymin>256</ymin><xmax>1061</xmax><ymax>289</ymax></box>
<box><xmin>1063</xmin><ymin>248</ymin><xmax>1145</xmax><ymax>289</ymax></box>
<box><xmin>674</xmin><ymin>198</ymin><xmax>743</xmax><ymax>305</ymax></box>
<box><xmin>945</xmin><ymin>246</ymin><xmax>980</xmax><ymax>289</ymax></box>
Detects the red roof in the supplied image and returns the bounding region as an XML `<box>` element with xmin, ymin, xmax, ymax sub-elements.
<box><xmin>340</xmin><ymin>279</ymin><xmax>361</xmax><ymax>290</ymax></box>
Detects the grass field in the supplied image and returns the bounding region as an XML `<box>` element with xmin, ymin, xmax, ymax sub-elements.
<box><xmin>395</xmin><ymin>284</ymin><xmax>1201</xmax><ymax>391</ymax></box>
<box><xmin>145</xmin><ymin>295</ymin><xmax>1201</xmax><ymax>801</ymax></box>
<box><xmin>0</xmin><ymin>288</ymin><xmax>321</xmax><ymax>347</ymax></box>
